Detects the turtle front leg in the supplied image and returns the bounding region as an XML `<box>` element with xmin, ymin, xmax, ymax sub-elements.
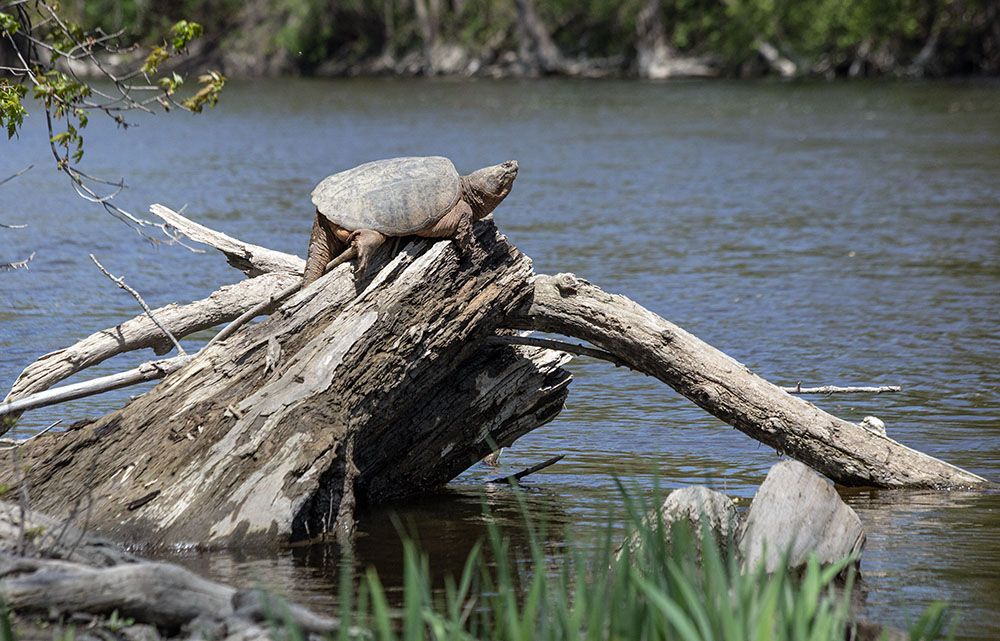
<box><xmin>418</xmin><ymin>200</ymin><xmax>474</xmax><ymax>257</ymax></box>
<box><xmin>348</xmin><ymin>229</ymin><xmax>387</xmax><ymax>277</ymax></box>
<box><xmin>304</xmin><ymin>211</ymin><xmax>337</xmax><ymax>286</ymax></box>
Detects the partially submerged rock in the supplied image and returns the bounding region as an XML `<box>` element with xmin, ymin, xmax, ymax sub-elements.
<box><xmin>616</xmin><ymin>485</ymin><xmax>739</xmax><ymax>560</ymax></box>
<box><xmin>620</xmin><ymin>460</ymin><xmax>866</xmax><ymax>574</ymax></box>
<box><xmin>738</xmin><ymin>460</ymin><xmax>866</xmax><ymax>573</ymax></box>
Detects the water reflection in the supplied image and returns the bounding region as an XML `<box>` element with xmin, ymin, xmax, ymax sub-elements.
<box><xmin>842</xmin><ymin>488</ymin><xmax>1000</xmax><ymax>639</ymax></box>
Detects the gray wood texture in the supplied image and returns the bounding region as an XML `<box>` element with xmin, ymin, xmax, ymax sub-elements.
<box><xmin>0</xmin><ymin>220</ymin><xmax>571</xmax><ymax>547</ymax></box>
<box><xmin>507</xmin><ymin>272</ymin><xmax>990</xmax><ymax>489</ymax></box>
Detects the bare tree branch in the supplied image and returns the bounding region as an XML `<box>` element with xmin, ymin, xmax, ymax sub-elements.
<box><xmin>2</xmin><ymin>252</ymin><xmax>36</xmax><ymax>272</ymax></box>
<box><xmin>0</xmin><ymin>164</ymin><xmax>33</xmax><ymax>187</ymax></box>
<box><xmin>89</xmin><ymin>254</ymin><xmax>187</xmax><ymax>356</ymax></box>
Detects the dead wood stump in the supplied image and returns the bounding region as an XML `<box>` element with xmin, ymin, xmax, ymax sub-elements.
<box><xmin>0</xmin><ymin>220</ymin><xmax>571</xmax><ymax>547</ymax></box>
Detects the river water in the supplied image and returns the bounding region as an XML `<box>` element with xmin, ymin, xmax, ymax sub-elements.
<box><xmin>2</xmin><ymin>78</ymin><xmax>999</xmax><ymax>637</ymax></box>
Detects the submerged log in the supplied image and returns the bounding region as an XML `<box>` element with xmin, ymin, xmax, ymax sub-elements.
<box><xmin>0</xmin><ymin>208</ymin><xmax>990</xmax><ymax>548</ymax></box>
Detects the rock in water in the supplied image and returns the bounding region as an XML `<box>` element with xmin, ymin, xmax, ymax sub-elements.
<box><xmin>616</xmin><ymin>485</ymin><xmax>740</xmax><ymax>560</ymax></box>
<box><xmin>739</xmin><ymin>460</ymin><xmax>865</xmax><ymax>572</ymax></box>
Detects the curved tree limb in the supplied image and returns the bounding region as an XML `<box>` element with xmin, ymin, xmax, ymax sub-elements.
<box><xmin>505</xmin><ymin>273</ymin><xmax>990</xmax><ymax>489</ymax></box>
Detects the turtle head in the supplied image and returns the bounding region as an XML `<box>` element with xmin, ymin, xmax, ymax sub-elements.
<box><xmin>464</xmin><ymin>160</ymin><xmax>518</xmax><ymax>220</ymax></box>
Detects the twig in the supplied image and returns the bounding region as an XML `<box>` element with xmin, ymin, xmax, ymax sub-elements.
<box><xmin>487</xmin><ymin>454</ymin><xmax>565</xmax><ymax>484</ymax></box>
<box><xmin>781</xmin><ymin>383</ymin><xmax>901</xmax><ymax>395</ymax></box>
<box><xmin>486</xmin><ymin>334</ymin><xmax>633</xmax><ymax>368</ymax></box>
<box><xmin>89</xmin><ymin>254</ymin><xmax>187</xmax><ymax>356</ymax></box>
<box><xmin>2</xmin><ymin>252</ymin><xmax>36</xmax><ymax>271</ymax></box>
<box><xmin>0</xmin><ymin>164</ymin><xmax>33</xmax><ymax>187</ymax></box>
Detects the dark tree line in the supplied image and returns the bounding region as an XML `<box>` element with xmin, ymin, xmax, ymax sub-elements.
<box><xmin>20</xmin><ymin>0</ymin><xmax>996</xmax><ymax>78</ymax></box>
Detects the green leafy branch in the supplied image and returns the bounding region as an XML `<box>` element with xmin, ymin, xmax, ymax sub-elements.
<box><xmin>0</xmin><ymin>1</ymin><xmax>225</xmax><ymax>244</ymax></box>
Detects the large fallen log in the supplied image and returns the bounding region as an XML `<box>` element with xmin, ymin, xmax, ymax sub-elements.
<box><xmin>0</xmin><ymin>208</ymin><xmax>990</xmax><ymax>549</ymax></box>
<box><xmin>0</xmin><ymin>220</ymin><xmax>571</xmax><ymax>547</ymax></box>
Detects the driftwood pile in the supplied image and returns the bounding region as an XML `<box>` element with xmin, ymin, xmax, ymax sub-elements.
<box><xmin>0</xmin><ymin>205</ymin><xmax>992</xmax><ymax>550</ymax></box>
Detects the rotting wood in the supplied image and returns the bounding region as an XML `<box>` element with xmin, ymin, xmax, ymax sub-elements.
<box><xmin>0</xmin><ymin>220</ymin><xmax>572</xmax><ymax>547</ymax></box>
<box><xmin>504</xmin><ymin>272</ymin><xmax>990</xmax><ymax>489</ymax></box>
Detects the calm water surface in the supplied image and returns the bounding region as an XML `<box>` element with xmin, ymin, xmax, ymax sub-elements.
<box><xmin>2</xmin><ymin>78</ymin><xmax>999</xmax><ymax>637</ymax></box>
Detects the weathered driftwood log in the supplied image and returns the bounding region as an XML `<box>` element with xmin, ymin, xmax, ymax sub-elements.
<box><xmin>0</xmin><ymin>502</ymin><xmax>345</xmax><ymax>639</ymax></box>
<box><xmin>0</xmin><ymin>220</ymin><xmax>571</xmax><ymax>547</ymax></box>
<box><xmin>0</xmin><ymin>501</ymin><xmax>138</xmax><ymax>567</ymax></box>
<box><xmin>505</xmin><ymin>273</ymin><xmax>990</xmax><ymax>489</ymax></box>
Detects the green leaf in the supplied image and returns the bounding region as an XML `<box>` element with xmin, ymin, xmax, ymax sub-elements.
<box><xmin>1</xmin><ymin>81</ymin><xmax>28</xmax><ymax>139</ymax></box>
<box><xmin>170</xmin><ymin>20</ymin><xmax>203</xmax><ymax>51</ymax></box>
<box><xmin>0</xmin><ymin>12</ymin><xmax>19</xmax><ymax>35</ymax></box>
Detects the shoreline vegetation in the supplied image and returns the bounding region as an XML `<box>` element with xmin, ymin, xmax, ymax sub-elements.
<box><xmin>4</xmin><ymin>0</ymin><xmax>999</xmax><ymax>80</ymax></box>
<box><xmin>0</xmin><ymin>464</ymin><xmax>954</xmax><ymax>641</ymax></box>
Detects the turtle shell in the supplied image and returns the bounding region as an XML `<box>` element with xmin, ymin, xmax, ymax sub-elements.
<box><xmin>311</xmin><ymin>156</ymin><xmax>462</xmax><ymax>235</ymax></box>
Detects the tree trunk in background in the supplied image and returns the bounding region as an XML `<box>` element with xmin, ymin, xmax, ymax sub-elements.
<box><xmin>413</xmin><ymin>0</ymin><xmax>440</xmax><ymax>51</ymax></box>
<box><xmin>636</xmin><ymin>0</ymin><xmax>672</xmax><ymax>78</ymax></box>
<box><xmin>513</xmin><ymin>0</ymin><xmax>564</xmax><ymax>74</ymax></box>
<box><xmin>635</xmin><ymin>0</ymin><xmax>714</xmax><ymax>78</ymax></box>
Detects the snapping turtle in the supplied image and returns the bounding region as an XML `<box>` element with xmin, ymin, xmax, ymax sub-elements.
<box><xmin>302</xmin><ymin>156</ymin><xmax>519</xmax><ymax>284</ymax></box>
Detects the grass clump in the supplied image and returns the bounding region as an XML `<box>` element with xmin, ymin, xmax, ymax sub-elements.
<box><xmin>331</xmin><ymin>487</ymin><xmax>954</xmax><ymax>641</ymax></box>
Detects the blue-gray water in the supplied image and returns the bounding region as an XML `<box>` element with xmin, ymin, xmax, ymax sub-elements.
<box><xmin>2</xmin><ymin>78</ymin><xmax>999</xmax><ymax>637</ymax></box>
